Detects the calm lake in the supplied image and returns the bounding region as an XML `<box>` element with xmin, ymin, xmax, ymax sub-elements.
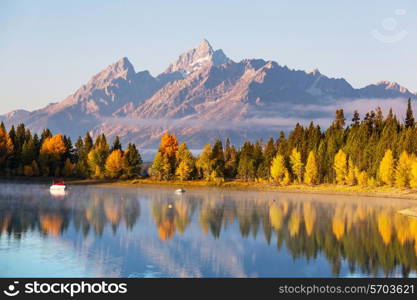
<box><xmin>0</xmin><ymin>181</ymin><xmax>416</xmax><ymax>278</ymax></box>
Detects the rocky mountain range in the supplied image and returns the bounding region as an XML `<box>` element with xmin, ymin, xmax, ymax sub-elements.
<box><xmin>1</xmin><ymin>39</ymin><xmax>416</xmax><ymax>148</ymax></box>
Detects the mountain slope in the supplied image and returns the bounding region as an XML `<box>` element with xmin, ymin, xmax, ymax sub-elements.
<box><xmin>2</xmin><ymin>40</ymin><xmax>416</xmax><ymax>148</ymax></box>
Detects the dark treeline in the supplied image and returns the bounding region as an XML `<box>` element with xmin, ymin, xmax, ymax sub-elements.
<box><xmin>150</xmin><ymin>99</ymin><xmax>417</xmax><ymax>188</ymax></box>
<box><xmin>1</xmin><ymin>98</ymin><xmax>417</xmax><ymax>187</ymax></box>
<box><xmin>0</xmin><ymin>123</ymin><xmax>142</xmax><ymax>179</ymax></box>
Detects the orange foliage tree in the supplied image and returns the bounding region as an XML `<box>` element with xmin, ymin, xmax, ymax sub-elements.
<box><xmin>0</xmin><ymin>127</ymin><xmax>13</xmax><ymax>167</ymax></box>
<box><xmin>40</xmin><ymin>134</ymin><xmax>67</xmax><ymax>159</ymax></box>
<box><xmin>159</xmin><ymin>133</ymin><xmax>179</xmax><ymax>158</ymax></box>
<box><xmin>39</xmin><ymin>134</ymin><xmax>67</xmax><ymax>176</ymax></box>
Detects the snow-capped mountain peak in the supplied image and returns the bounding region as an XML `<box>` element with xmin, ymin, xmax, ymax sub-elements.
<box><xmin>164</xmin><ymin>39</ymin><xmax>231</xmax><ymax>75</ymax></box>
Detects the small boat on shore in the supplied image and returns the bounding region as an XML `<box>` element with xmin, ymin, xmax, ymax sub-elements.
<box><xmin>50</xmin><ymin>179</ymin><xmax>66</xmax><ymax>191</ymax></box>
<box><xmin>175</xmin><ymin>188</ymin><xmax>185</xmax><ymax>194</ymax></box>
<box><xmin>50</xmin><ymin>189</ymin><xmax>66</xmax><ymax>197</ymax></box>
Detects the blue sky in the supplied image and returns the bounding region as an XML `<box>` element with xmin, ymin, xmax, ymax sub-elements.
<box><xmin>0</xmin><ymin>0</ymin><xmax>416</xmax><ymax>114</ymax></box>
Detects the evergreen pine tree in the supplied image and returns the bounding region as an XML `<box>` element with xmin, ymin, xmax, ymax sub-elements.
<box><xmin>237</xmin><ymin>142</ymin><xmax>255</xmax><ymax>181</ymax></box>
<box><xmin>224</xmin><ymin>138</ymin><xmax>238</xmax><ymax>178</ymax></box>
<box><xmin>40</xmin><ymin>128</ymin><xmax>52</xmax><ymax>145</ymax></box>
<box><xmin>210</xmin><ymin>139</ymin><xmax>225</xmax><ymax>178</ymax></box>
<box><xmin>253</xmin><ymin>141</ymin><xmax>264</xmax><ymax>178</ymax></box>
<box><xmin>405</xmin><ymin>98</ymin><xmax>415</xmax><ymax>128</ymax></box>
<box><xmin>276</xmin><ymin>131</ymin><xmax>287</xmax><ymax>156</ymax></box>
<box><xmin>335</xmin><ymin>109</ymin><xmax>346</xmax><ymax>129</ymax></box>
<box><xmin>258</xmin><ymin>137</ymin><xmax>276</xmax><ymax>179</ymax></box>
<box><xmin>111</xmin><ymin>136</ymin><xmax>122</xmax><ymax>152</ymax></box>
<box><xmin>351</xmin><ymin>110</ymin><xmax>360</xmax><ymax>127</ymax></box>
<box><xmin>83</xmin><ymin>133</ymin><xmax>93</xmax><ymax>153</ymax></box>
<box><xmin>124</xmin><ymin>143</ymin><xmax>142</xmax><ymax>178</ymax></box>
<box><xmin>21</xmin><ymin>138</ymin><xmax>37</xmax><ymax>166</ymax></box>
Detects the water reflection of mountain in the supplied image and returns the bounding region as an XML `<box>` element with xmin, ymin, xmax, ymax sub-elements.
<box><xmin>1</xmin><ymin>184</ymin><xmax>417</xmax><ymax>276</ymax></box>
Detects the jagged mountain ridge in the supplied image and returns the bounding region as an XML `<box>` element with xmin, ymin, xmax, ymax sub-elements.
<box><xmin>1</xmin><ymin>40</ymin><xmax>415</xmax><ymax>148</ymax></box>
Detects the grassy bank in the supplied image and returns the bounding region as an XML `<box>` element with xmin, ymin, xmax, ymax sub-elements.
<box><xmin>3</xmin><ymin>176</ymin><xmax>417</xmax><ymax>200</ymax></box>
<box><xmin>97</xmin><ymin>178</ymin><xmax>417</xmax><ymax>200</ymax></box>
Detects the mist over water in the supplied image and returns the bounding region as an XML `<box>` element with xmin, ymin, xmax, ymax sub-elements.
<box><xmin>0</xmin><ymin>181</ymin><xmax>416</xmax><ymax>278</ymax></box>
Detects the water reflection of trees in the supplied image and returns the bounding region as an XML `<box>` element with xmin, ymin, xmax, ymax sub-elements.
<box><xmin>151</xmin><ymin>193</ymin><xmax>195</xmax><ymax>241</ymax></box>
<box><xmin>150</xmin><ymin>194</ymin><xmax>417</xmax><ymax>276</ymax></box>
<box><xmin>0</xmin><ymin>189</ymin><xmax>140</xmax><ymax>238</ymax></box>
<box><xmin>2</xmin><ymin>185</ymin><xmax>417</xmax><ymax>276</ymax></box>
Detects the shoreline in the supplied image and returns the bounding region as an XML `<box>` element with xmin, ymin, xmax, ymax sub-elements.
<box><xmin>3</xmin><ymin>176</ymin><xmax>417</xmax><ymax>201</ymax></box>
<box><xmin>120</xmin><ymin>179</ymin><xmax>417</xmax><ymax>200</ymax></box>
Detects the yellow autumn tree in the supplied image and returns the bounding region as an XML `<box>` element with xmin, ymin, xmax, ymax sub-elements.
<box><xmin>270</xmin><ymin>154</ymin><xmax>288</xmax><ymax>184</ymax></box>
<box><xmin>410</xmin><ymin>159</ymin><xmax>417</xmax><ymax>188</ymax></box>
<box><xmin>105</xmin><ymin>150</ymin><xmax>124</xmax><ymax>178</ymax></box>
<box><xmin>175</xmin><ymin>143</ymin><xmax>194</xmax><ymax>181</ymax></box>
<box><xmin>150</xmin><ymin>152</ymin><xmax>165</xmax><ymax>180</ymax></box>
<box><xmin>93</xmin><ymin>165</ymin><xmax>101</xmax><ymax>178</ymax></box>
<box><xmin>151</xmin><ymin>133</ymin><xmax>178</xmax><ymax>180</ymax></box>
<box><xmin>289</xmin><ymin>148</ymin><xmax>303</xmax><ymax>184</ymax></box>
<box><xmin>195</xmin><ymin>144</ymin><xmax>212</xmax><ymax>180</ymax></box>
<box><xmin>379</xmin><ymin>149</ymin><xmax>395</xmax><ymax>186</ymax></box>
<box><xmin>395</xmin><ymin>151</ymin><xmax>411</xmax><ymax>188</ymax></box>
<box><xmin>281</xmin><ymin>170</ymin><xmax>291</xmax><ymax>185</ymax></box>
<box><xmin>333</xmin><ymin>149</ymin><xmax>347</xmax><ymax>185</ymax></box>
<box><xmin>346</xmin><ymin>157</ymin><xmax>357</xmax><ymax>185</ymax></box>
<box><xmin>304</xmin><ymin>151</ymin><xmax>318</xmax><ymax>185</ymax></box>
<box><xmin>367</xmin><ymin>176</ymin><xmax>378</xmax><ymax>187</ymax></box>
<box><xmin>39</xmin><ymin>134</ymin><xmax>67</xmax><ymax>176</ymax></box>
<box><xmin>357</xmin><ymin>170</ymin><xmax>368</xmax><ymax>186</ymax></box>
<box><xmin>87</xmin><ymin>149</ymin><xmax>101</xmax><ymax>178</ymax></box>
<box><xmin>176</xmin><ymin>160</ymin><xmax>193</xmax><ymax>181</ymax></box>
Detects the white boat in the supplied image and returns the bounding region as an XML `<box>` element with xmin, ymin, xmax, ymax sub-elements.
<box><xmin>175</xmin><ymin>188</ymin><xmax>185</xmax><ymax>194</ymax></box>
<box><xmin>50</xmin><ymin>189</ymin><xmax>66</xmax><ymax>197</ymax></box>
<box><xmin>50</xmin><ymin>179</ymin><xmax>66</xmax><ymax>190</ymax></box>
